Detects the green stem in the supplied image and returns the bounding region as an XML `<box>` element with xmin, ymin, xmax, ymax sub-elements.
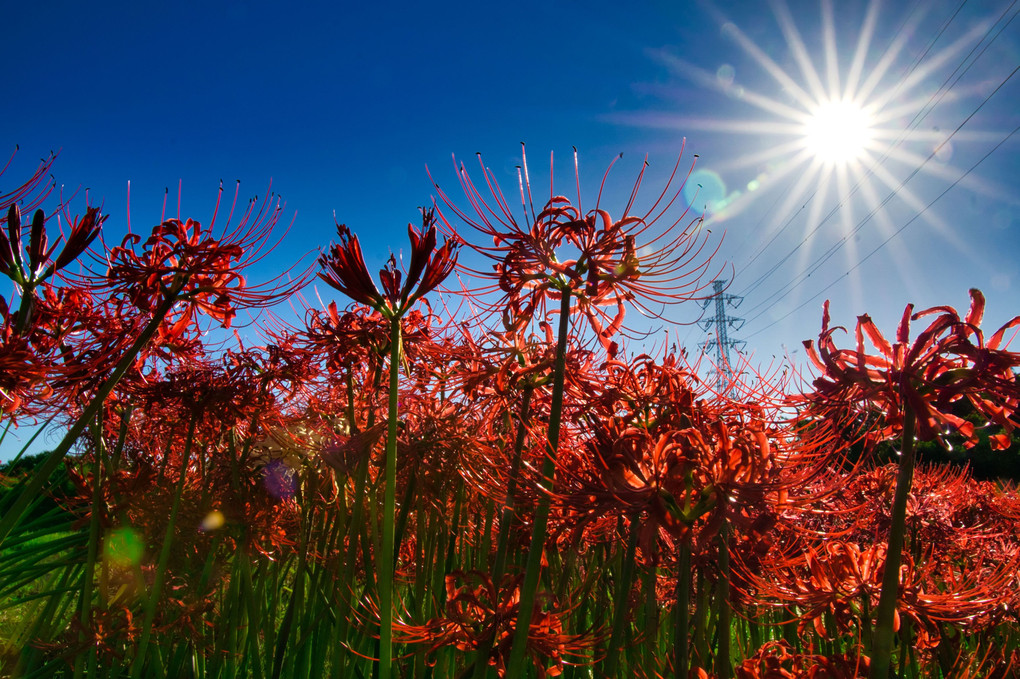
<box><xmin>717</xmin><ymin>520</ymin><xmax>732</xmax><ymax>679</ymax></box>
<box><xmin>130</xmin><ymin>417</ymin><xmax>197</xmax><ymax>678</ymax></box>
<box><xmin>870</xmin><ymin>404</ymin><xmax>917</xmax><ymax>679</ymax></box>
<box><xmin>379</xmin><ymin>316</ymin><xmax>402</xmax><ymax>679</ymax></box>
<box><xmin>605</xmin><ymin>516</ymin><xmax>640</xmax><ymax>678</ymax></box>
<box><xmin>469</xmin><ymin>385</ymin><xmax>536</xmax><ymax>678</ymax></box>
<box><xmin>0</xmin><ymin>284</ymin><xmax>184</xmax><ymax>549</ymax></box>
<box><xmin>674</xmin><ymin>541</ymin><xmax>691</xmax><ymax>679</ymax></box>
<box><xmin>491</xmin><ymin>386</ymin><xmax>534</xmax><ymax>587</ymax></box>
<box><xmin>506</xmin><ymin>289</ymin><xmax>573</xmax><ymax>676</ymax></box>
<box><xmin>73</xmin><ymin>410</ymin><xmax>106</xmax><ymax>679</ymax></box>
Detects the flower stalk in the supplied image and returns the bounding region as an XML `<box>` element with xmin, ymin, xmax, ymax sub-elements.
<box><xmin>505</xmin><ymin>287</ymin><xmax>572</xmax><ymax>675</ymax></box>
<box><xmin>869</xmin><ymin>403</ymin><xmax>917</xmax><ymax>678</ymax></box>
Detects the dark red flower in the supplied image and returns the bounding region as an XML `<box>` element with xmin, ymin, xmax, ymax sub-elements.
<box><xmin>800</xmin><ymin>289</ymin><xmax>1020</xmax><ymax>449</ymax></box>
<box><xmin>318</xmin><ymin>208</ymin><xmax>459</xmax><ymax>318</ymax></box>
<box><xmin>394</xmin><ymin>570</ymin><xmax>592</xmax><ymax>678</ymax></box>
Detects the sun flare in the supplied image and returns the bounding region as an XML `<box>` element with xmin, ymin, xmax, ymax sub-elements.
<box><xmin>803</xmin><ymin>99</ymin><xmax>873</xmax><ymax>165</ymax></box>
<box><xmin>622</xmin><ymin>0</ymin><xmax>1010</xmax><ymax>344</ymax></box>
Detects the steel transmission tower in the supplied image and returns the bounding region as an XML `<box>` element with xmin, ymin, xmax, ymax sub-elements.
<box><xmin>699</xmin><ymin>280</ymin><xmax>746</xmax><ymax>393</ymax></box>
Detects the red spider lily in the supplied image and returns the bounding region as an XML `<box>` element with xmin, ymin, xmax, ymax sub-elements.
<box><xmin>302</xmin><ymin>302</ymin><xmax>438</xmax><ymax>386</ymax></box>
<box><xmin>318</xmin><ymin>208</ymin><xmax>458</xmax><ymax>679</ymax></box>
<box><xmin>303</xmin><ymin>302</ymin><xmax>391</xmax><ymax>375</ymax></box>
<box><xmin>553</xmin><ymin>355</ymin><xmax>781</xmax><ymax>558</ymax></box>
<box><xmin>798</xmin><ymin>291</ymin><xmax>1020</xmax><ymax>678</ymax></box>
<box><xmin>739</xmin><ymin>533</ymin><xmax>1020</xmax><ymax>649</ymax></box>
<box><xmin>105</xmin><ymin>182</ymin><xmax>308</xmax><ymax>329</ymax></box>
<box><xmin>443</xmin><ymin>324</ymin><xmax>562</xmax><ymax>403</ymax></box>
<box><xmin>0</xmin><ymin>149</ymin><xmax>55</xmax><ymax>216</ymax></box>
<box><xmin>394</xmin><ymin>570</ymin><xmax>593</xmax><ymax>678</ymax></box>
<box><xmin>0</xmin><ymin>321</ymin><xmax>50</xmax><ymax>416</ymax></box>
<box><xmin>430</xmin><ymin>145</ymin><xmax>722</xmax><ymax>344</ymax></box>
<box><xmin>319</xmin><ymin>422</ymin><xmax>388</xmax><ymax>476</ymax></box>
<box><xmin>318</xmin><ymin>208</ymin><xmax>459</xmax><ymax>319</ymax></box>
<box><xmin>0</xmin><ymin>152</ymin><xmax>105</xmax><ymax>336</ymax></box>
<box><xmin>736</xmin><ymin>640</ymin><xmax>869</xmax><ymax>679</ymax></box>
<box><xmin>801</xmin><ymin>289</ymin><xmax>1020</xmax><ymax>450</ymax></box>
<box><xmin>1</xmin><ymin>204</ymin><xmax>105</xmax><ymax>287</ymax></box>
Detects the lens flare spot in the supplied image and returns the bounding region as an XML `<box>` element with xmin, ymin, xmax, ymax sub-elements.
<box><xmin>201</xmin><ymin>509</ymin><xmax>226</xmax><ymax>531</ymax></box>
<box><xmin>934</xmin><ymin>140</ymin><xmax>953</xmax><ymax>163</ymax></box>
<box><xmin>683</xmin><ymin>169</ymin><xmax>729</xmax><ymax>216</ymax></box>
<box><xmin>263</xmin><ymin>459</ymin><xmax>297</xmax><ymax>499</ymax></box>
<box><xmin>716</xmin><ymin>64</ymin><xmax>735</xmax><ymax>87</ymax></box>
<box><xmin>104</xmin><ymin>527</ymin><xmax>144</xmax><ymax>566</ymax></box>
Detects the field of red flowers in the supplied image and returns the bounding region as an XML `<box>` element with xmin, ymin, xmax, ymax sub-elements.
<box><xmin>1</xmin><ymin>149</ymin><xmax>1019</xmax><ymax>678</ymax></box>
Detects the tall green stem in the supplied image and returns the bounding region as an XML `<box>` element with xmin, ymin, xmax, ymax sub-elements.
<box><xmin>674</xmin><ymin>541</ymin><xmax>691</xmax><ymax>679</ymax></box>
<box><xmin>604</xmin><ymin>517</ymin><xmax>640</xmax><ymax>678</ymax></box>
<box><xmin>870</xmin><ymin>404</ymin><xmax>917</xmax><ymax>679</ymax></box>
<box><xmin>130</xmin><ymin>417</ymin><xmax>197</xmax><ymax>678</ymax></box>
<box><xmin>379</xmin><ymin>317</ymin><xmax>402</xmax><ymax>679</ymax></box>
<box><xmin>506</xmin><ymin>290</ymin><xmax>572</xmax><ymax>676</ymax></box>
<box><xmin>0</xmin><ymin>284</ymin><xmax>184</xmax><ymax>549</ymax></box>
<box><xmin>716</xmin><ymin>520</ymin><xmax>732</xmax><ymax>679</ymax></box>
<box><xmin>472</xmin><ymin>385</ymin><xmax>534</xmax><ymax>679</ymax></box>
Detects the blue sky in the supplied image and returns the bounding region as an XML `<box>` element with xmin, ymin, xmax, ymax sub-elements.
<box><xmin>3</xmin><ymin>0</ymin><xmax>1020</xmax><ymax>455</ymax></box>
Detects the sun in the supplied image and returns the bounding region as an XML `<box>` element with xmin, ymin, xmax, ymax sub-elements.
<box><xmin>802</xmin><ymin>99</ymin><xmax>874</xmax><ymax>165</ymax></box>
<box><xmin>616</xmin><ymin>0</ymin><xmax>1008</xmax><ymax>337</ymax></box>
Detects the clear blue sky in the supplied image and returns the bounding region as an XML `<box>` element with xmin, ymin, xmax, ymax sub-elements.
<box><xmin>3</xmin><ymin>0</ymin><xmax>1019</xmax><ymax>454</ymax></box>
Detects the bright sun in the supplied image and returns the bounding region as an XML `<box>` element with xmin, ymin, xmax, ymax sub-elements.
<box><xmin>803</xmin><ymin>99</ymin><xmax>874</xmax><ymax>165</ymax></box>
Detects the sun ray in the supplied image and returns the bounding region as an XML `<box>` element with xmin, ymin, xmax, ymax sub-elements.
<box><xmin>821</xmin><ymin>0</ymin><xmax>841</xmax><ymax>101</ymax></box>
<box><xmin>712</xmin><ymin>141</ymin><xmax>812</xmax><ymax>173</ymax></box>
<box><xmin>769</xmin><ymin>0</ymin><xmax>827</xmax><ymax>102</ymax></box>
<box><xmin>711</xmin><ymin>14</ymin><xmax>819</xmax><ymax>112</ymax></box>
<box><xmin>648</xmin><ymin>50</ymin><xmax>810</xmax><ymax>120</ymax></box>
<box><xmin>606</xmin><ymin>111</ymin><xmax>804</xmax><ymax>136</ymax></box>
<box><xmin>845</xmin><ymin>0</ymin><xmax>881</xmax><ymax>96</ymax></box>
<box><xmin>864</xmin><ymin>159</ymin><xmax>981</xmax><ymax>265</ymax></box>
<box><xmin>855</xmin><ymin>168</ymin><xmax>925</xmax><ymax>296</ymax></box>
<box><xmin>869</xmin><ymin>17</ymin><xmax>996</xmax><ymax>111</ymax></box>
<box><xmin>871</xmin><ymin>142</ymin><xmax>1012</xmax><ymax>201</ymax></box>
<box><xmin>854</xmin><ymin>9</ymin><xmax>927</xmax><ymax>103</ymax></box>
<box><xmin>793</xmin><ymin>166</ymin><xmax>834</xmax><ymax>274</ymax></box>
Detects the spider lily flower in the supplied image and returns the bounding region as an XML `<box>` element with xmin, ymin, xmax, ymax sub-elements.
<box><xmin>391</xmin><ymin>570</ymin><xmax>592</xmax><ymax>679</ymax></box>
<box><xmin>105</xmin><ymin>182</ymin><xmax>308</xmax><ymax>329</ymax></box>
<box><xmin>801</xmin><ymin>289</ymin><xmax>1020</xmax><ymax>449</ymax></box>
<box><xmin>737</xmin><ymin>640</ymin><xmax>869</xmax><ymax>679</ymax></box>
<box><xmin>318</xmin><ymin>208</ymin><xmax>459</xmax><ymax>319</ymax></box>
<box><xmin>430</xmin><ymin>144</ymin><xmax>723</xmax><ymax>344</ymax></box>
<box><xmin>1</xmin><ymin>204</ymin><xmax>105</xmax><ymax>286</ymax></box>
<box><xmin>799</xmin><ymin>289</ymin><xmax>1020</xmax><ymax>678</ymax></box>
<box><xmin>1</xmin><ymin>204</ymin><xmax>106</xmax><ymax>331</ymax></box>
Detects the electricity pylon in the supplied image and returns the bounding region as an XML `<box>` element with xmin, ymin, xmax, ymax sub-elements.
<box><xmin>699</xmin><ymin>280</ymin><xmax>746</xmax><ymax>394</ymax></box>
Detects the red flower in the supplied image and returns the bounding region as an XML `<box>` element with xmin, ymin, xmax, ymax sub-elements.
<box><xmin>105</xmin><ymin>182</ymin><xmax>308</xmax><ymax>330</ymax></box>
<box><xmin>1</xmin><ymin>204</ymin><xmax>105</xmax><ymax>285</ymax></box>
<box><xmin>394</xmin><ymin>570</ymin><xmax>592</xmax><ymax>678</ymax></box>
<box><xmin>430</xmin><ymin>145</ymin><xmax>722</xmax><ymax>344</ymax></box>
<box><xmin>801</xmin><ymin>289</ymin><xmax>1020</xmax><ymax>449</ymax></box>
<box><xmin>318</xmin><ymin>208</ymin><xmax>459</xmax><ymax>318</ymax></box>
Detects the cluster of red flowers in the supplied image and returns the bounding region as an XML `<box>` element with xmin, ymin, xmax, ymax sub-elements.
<box><xmin>2</xmin><ymin>148</ymin><xmax>1018</xmax><ymax>679</ymax></box>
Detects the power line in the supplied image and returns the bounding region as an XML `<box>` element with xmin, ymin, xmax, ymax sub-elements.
<box><xmin>733</xmin><ymin>2</ymin><xmax>1017</xmax><ymax>309</ymax></box>
<box><xmin>742</xmin><ymin>118</ymin><xmax>1020</xmax><ymax>338</ymax></box>
<box><xmin>739</xmin><ymin>7</ymin><xmax>1020</xmax><ymax>324</ymax></box>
